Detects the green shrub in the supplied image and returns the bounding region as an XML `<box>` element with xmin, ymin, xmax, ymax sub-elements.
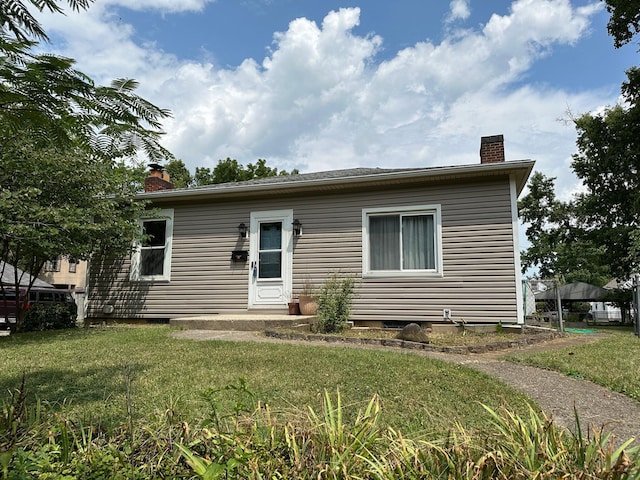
<box><xmin>314</xmin><ymin>272</ymin><xmax>356</xmax><ymax>333</ymax></box>
<box><xmin>23</xmin><ymin>303</ymin><xmax>76</xmax><ymax>332</ymax></box>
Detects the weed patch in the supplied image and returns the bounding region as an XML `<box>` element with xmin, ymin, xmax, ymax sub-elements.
<box><xmin>1</xmin><ymin>382</ymin><xmax>638</xmax><ymax>479</ymax></box>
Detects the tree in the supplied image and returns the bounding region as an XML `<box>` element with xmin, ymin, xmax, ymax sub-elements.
<box><xmin>210</xmin><ymin>158</ymin><xmax>248</xmax><ymax>184</ymax></box>
<box><xmin>0</xmin><ymin>137</ymin><xmax>148</xmax><ymax>331</ymax></box>
<box><xmin>602</xmin><ymin>0</ymin><xmax>640</xmax><ymax>48</ymax></box>
<box><xmin>572</xmin><ymin>77</ymin><xmax>640</xmax><ymax>280</ymax></box>
<box><xmin>1</xmin><ymin>2</ymin><xmax>171</xmax><ymax>161</ymax></box>
<box><xmin>519</xmin><ymin>172</ymin><xmax>610</xmax><ymax>285</ymax></box>
<box><xmin>1</xmin><ymin>1</ymin><xmax>93</xmax><ymax>42</ymax></box>
<box><xmin>192</xmin><ymin>158</ymin><xmax>298</xmax><ymax>186</ymax></box>
<box><xmin>0</xmin><ymin>1</ymin><xmax>173</xmax><ymax>331</ymax></box>
<box><xmin>164</xmin><ymin>158</ymin><xmax>193</xmax><ymax>189</ymax></box>
<box><xmin>567</xmin><ymin>1</ymin><xmax>640</xmax><ymax>281</ymax></box>
<box><xmin>519</xmin><ymin>172</ymin><xmax>563</xmax><ymax>277</ymax></box>
<box><xmin>1</xmin><ymin>42</ymin><xmax>172</xmax><ymax>162</ymax></box>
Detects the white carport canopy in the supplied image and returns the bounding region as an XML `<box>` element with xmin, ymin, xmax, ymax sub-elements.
<box><xmin>535</xmin><ymin>281</ymin><xmax>608</xmax><ymax>302</ymax></box>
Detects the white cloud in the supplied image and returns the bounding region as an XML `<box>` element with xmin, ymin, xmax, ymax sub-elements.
<box><xmin>34</xmin><ymin>0</ymin><xmax>614</xmax><ymax>200</ymax></box>
<box><xmin>447</xmin><ymin>0</ymin><xmax>471</xmax><ymax>23</ymax></box>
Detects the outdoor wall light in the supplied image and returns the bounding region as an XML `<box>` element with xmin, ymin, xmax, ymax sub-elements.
<box><xmin>238</xmin><ymin>223</ymin><xmax>248</xmax><ymax>239</ymax></box>
<box><xmin>292</xmin><ymin>219</ymin><xmax>302</xmax><ymax>237</ymax></box>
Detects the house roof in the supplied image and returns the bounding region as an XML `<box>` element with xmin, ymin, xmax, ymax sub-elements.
<box><xmin>137</xmin><ymin>160</ymin><xmax>535</xmax><ymax>203</ymax></box>
<box><xmin>534</xmin><ymin>281</ymin><xmax>609</xmax><ymax>301</ymax></box>
<box><xmin>1</xmin><ymin>262</ymin><xmax>54</xmax><ymax>289</ymax></box>
<box><xmin>604</xmin><ymin>278</ymin><xmax>633</xmax><ymax>290</ymax></box>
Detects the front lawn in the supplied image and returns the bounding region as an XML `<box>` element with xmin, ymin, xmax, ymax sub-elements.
<box><xmin>2</xmin><ymin>326</ymin><xmax>639</xmax><ymax>478</ymax></box>
<box><xmin>507</xmin><ymin>330</ymin><xmax>640</xmax><ymax>402</ymax></box>
<box><xmin>0</xmin><ymin>325</ymin><xmax>535</xmax><ymax>436</ymax></box>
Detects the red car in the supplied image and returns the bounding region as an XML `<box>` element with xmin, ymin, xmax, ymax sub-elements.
<box><xmin>0</xmin><ymin>287</ymin><xmax>76</xmax><ymax>328</ymax></box>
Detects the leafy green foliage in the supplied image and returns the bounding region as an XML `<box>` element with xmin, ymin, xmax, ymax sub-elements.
<box><xmin>1</xmin><ymin>1</ymin><xmax>93</xmax><ymax>42</ymax></box>
<box><xmin>0</xmin><ymin>43</ymin><xmax>173</xmax><ymax>162</ymax></box>
<box><xmin>572</xmin><ymin>68</ymin><xmax>640</xmax><ymax>280</ymax></box>
<box><xmin>519</xmin><ymin>172</ymin><xmax>568</xmax><ymax>277</ymax></box>
<box><xmin>1</xmin><ymin>1</ymin><xmax>174</xmax><ymax>331</ymax></box>
<box><xmin>518</xmin><ymin>172</ymin><xmax>610</xmax><ymax>284</ymax></box>
<box><xmin>520</xmin><ymin>3</ymin><xmax>640</xmax><ymax>284</ymax></box>
<box><xmin>564</xmin><ymin>2</ymin><xmax>640</xmax><ymax>281</ymax></box>
<box><xmin>22</xmin><ymin>303</ymin><xmax>77</xmax><ymax>331</ymax></box>
<box><xmin>0</xmin><ymin>138</ymin><xmax>149</xmax><ymax>331</ymax></box>
<box><xmin>314</xmin><ymin>272</ymin><xmax>356</xmax><ymax>333</ymax></box>
<box><xmin>193</xmin><ymin>158</ymin><xmax>299</xmax><ymax>186</ymax></box>
<box><xmin>164</xmin><ymin>158</ymin><xmax>193</xmax><ymax>189</ymax></box>
<box><xmin>603</xmin><ymin>0</ymin><xmax>640</xmax><ymax>48</ymax></box>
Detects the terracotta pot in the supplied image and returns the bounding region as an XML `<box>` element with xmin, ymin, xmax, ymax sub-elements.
<box><xmin>298</xmin><ymin>295</ymin><xmax>318</xmax><ymax>315</ymax></box>
<box><xmin>288</xmin><ymin>302</ymin><xmax>301</xmax><ymax>315</ymax></box>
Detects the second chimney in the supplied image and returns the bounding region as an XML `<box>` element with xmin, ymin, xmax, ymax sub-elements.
<box><xmin>144</xmin><ymin>163</ymin><xmax>175</xmax><ymax>192</ymax></box>
<box><xmin>480</xmin><ymin>135</ymin><xmax>505</xmax><ymax>164</ymax></box>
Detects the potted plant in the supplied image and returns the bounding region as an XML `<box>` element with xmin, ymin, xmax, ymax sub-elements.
<box><xmin>287</xmin><ymin>291</ymin><xmax>300</xmax><ymax>315</ymax></box>
<box><xmin>298</xmin><ymin>279</ymin><xmax>318</xmax><ymax>315</ymax></box>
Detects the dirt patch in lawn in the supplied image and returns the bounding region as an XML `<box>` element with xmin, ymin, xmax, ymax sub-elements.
<box><xmin>264</xmin><ymin>327</ymin><xmax>563</xmax><ymax>355</ymax></box>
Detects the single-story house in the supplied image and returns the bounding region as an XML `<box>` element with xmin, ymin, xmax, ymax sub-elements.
<box><xmin>87</xmin><ymin>135</ymin><xmax>534</xmax><ymax>328</ymax></box>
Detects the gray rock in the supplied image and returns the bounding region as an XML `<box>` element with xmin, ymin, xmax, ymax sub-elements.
<box><xmin>395</xmin><ymin>323</ymin><xmax>430</xmax><ymax>344</ymax></box>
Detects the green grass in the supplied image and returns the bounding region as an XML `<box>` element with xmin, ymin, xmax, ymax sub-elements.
<box><xmin>0</xmin><ymin>325</ymin><xmax>535</xmax><ymax>436</ymax></box>
<box><xmin>507</xmin><ymin>330</ymin><xmax>640</xmax><ymax>401</ymax></box>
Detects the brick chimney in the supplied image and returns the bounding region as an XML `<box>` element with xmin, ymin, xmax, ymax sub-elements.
<box><xmin>144</xmin><ymin>163</ymin><xmax>174</xmax><ymax>192</ymax></box>
<box><xmin>480</xmin><ymin>135</ymin><xmax>505</xmax><ymax>164</ymax></box>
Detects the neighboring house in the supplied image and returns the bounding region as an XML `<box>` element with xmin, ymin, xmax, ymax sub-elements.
<box><xmin>87</xmin><ymin>135</ymin><xmax>534</xmax><ymax>327</ymax></box>
<box><xmin>590</xmin><ymin>278</ymin><xmax>629</xmax><ymax>322</ymax></box>
<box><xmin>39</xmin><ymin>256</ymin><xmax>89</xmax><ymax>321</ymax></box>
<box><xmin>40</xmin><ymin>256</ymin><xmax>87</xmax><ymax>291</ymax></box>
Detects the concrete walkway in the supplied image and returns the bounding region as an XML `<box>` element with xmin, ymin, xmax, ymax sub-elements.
<box><xmin>171</xmin><ymin>329</ymin><xmax>640</xmax><ymax>445</ymax></box>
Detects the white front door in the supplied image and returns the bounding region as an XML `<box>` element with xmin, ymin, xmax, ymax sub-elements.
<box><xmin>248</xmin><ymin>209</ymin><xmax>293</xmax><ymax>308</ymax></box>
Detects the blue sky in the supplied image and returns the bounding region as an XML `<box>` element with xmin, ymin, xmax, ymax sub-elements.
<box><xmin>37</xmin><ymin>0</ymin><xmax>636</xmax><ymax>201</ymax></box>
<box><xmin>119</xmin><ymin>0</ymin><xmax>631</xmax><ymax>90</ymax></box>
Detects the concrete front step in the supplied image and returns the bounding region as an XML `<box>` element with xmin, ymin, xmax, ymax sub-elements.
<box><xmin>170</xmin><ymin>313</ymin><xmax>315</xmax><ymax>331</ymax></box>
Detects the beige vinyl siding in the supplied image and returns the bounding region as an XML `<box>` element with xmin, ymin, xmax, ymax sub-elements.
<box><xmin>88</xmin><ymin>177</ymin><xmax>518</xmax><ymax>324</ymax></box>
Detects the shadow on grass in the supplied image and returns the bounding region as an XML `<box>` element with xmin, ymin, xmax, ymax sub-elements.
<box><xmin>0</xmin><ymin>362</ymin><xmax>150</xmax><ymax>422</ymax></box>
<box><xmin>0</xmin><ymin>328</ymin><xmax>102</xmax><ymax>348</ymax></box>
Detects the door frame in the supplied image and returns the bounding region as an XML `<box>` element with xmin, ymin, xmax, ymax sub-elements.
<box><xmin>248</xmin><ymin>209</ymin><xmax>293</xmax><ymax>308</ymax></box>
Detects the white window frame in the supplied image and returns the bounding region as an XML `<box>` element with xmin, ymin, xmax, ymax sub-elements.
<box><xmin>362</xmin><ymin>205</ymin><xmax>443</xmax><ymax>278</ymax></box>
<box><xmin>130</xmin><ymin>208</ymin><xmax>174</xmax><ymax>282</ymax></box>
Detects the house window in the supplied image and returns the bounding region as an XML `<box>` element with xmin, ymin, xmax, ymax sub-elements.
<box><xmin>258</xmin><ymin>222</ymin><xmax>282</xmax><ymax>279</ymax></box>
<box><xmin>45</xmin><ymin>257</ymin><xmax>61</xmax><ymax>272</ymax></box>
<box><xmin>130</xmin><ymin>209</ymin><xmax>174</xmax><ymax>281</ymax></box>
<box><xmin>68</xmin><ymin>258</ymin><xmax>77</xmax><ymax>273</ymax></box>
<box><xmin>362</xmin><ymin>205</ymin><xmax>442</xmax><ymax>277</ymax></box>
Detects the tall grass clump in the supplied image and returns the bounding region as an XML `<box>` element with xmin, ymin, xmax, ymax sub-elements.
<box><xmin>1</xmin><ymin>379</ymin><xmax>638</xmax><ymax>478</ymax></box>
